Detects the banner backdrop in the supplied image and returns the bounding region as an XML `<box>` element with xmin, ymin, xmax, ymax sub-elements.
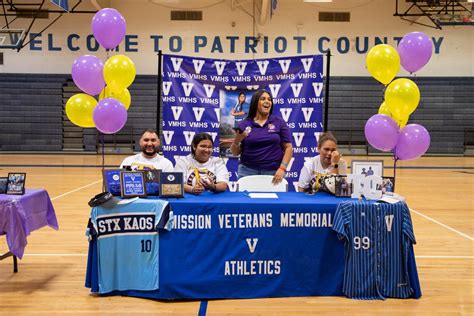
<box><xmin>162</xmin><ymin>54</ymin><xmax>324</xmax><ymax>191</ymax></box>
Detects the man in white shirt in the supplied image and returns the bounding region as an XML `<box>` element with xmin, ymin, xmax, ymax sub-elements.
<box><xmin>120</xmin><ymin>129</ymin><xmax>173</xmax><ymax>171</ymax></box>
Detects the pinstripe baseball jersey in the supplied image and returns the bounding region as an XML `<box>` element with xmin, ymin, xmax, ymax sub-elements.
<box><xmin>86</xmin><ymin>199</ymin><xmax>172</xmax><ymax>294</ymax></box>
<box><xmin>333</xmin><ymin>200</ymin><xmax>416</xmax><ymax>300</ymax></box>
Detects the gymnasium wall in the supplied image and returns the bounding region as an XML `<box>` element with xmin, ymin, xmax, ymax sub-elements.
<box><xmin>0</xmin><ymin>0</ymin><xmax>472</xmax><ymax>153</ymax></box>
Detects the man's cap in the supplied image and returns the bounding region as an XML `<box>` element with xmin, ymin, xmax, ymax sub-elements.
<box><xmin>88</xmin><ymin>191</ymin><xmax>119</xmax><ymax>209</ymax></box>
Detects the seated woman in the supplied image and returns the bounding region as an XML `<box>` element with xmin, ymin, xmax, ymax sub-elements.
<box><xmin>297</xmin><ymin>132</ymin><xmax>348</xmax><ymax>192</ymax></box>
<box><xmin>175</xmin><ymin>132</ymin><xmax>229</xmax><ymax>195</ymax></box>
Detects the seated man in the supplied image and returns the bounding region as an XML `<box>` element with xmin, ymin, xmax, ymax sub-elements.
<box><xmin>120</xmin><ymin>129</ymin><xmax>173</xmax><ymax>171</ymax></box>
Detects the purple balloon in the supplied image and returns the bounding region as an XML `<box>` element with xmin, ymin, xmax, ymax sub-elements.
<box><xmin>397</xmin><ymin>32</ymin><xmax>433</xmax><ymax>73</ymax></box>
<box><xmin>364</xmin><ymin>114</ymin><xmax>400</xmax><ymax>152</ymax></box>
<box><xmin>93</xmin><ymin>98</ymin><xmax>127</xmax><ymax>134</ymax></box>
<box><xmin>91</xmin><ymin>8</ymin><xmax>126</xmax><ymax>49</ymax></box>
<box><xmin>71</xmin><ymin>55</ymin><xmax>105</xmax><ymax>96</ymax></box>
<box><xmin>395</xmin><ymin>124</ymin><xmax>430</xmax><ymax>161</ymax></box>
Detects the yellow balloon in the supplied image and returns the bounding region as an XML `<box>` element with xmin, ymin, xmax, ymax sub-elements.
<box><xmin>99</xmin><ymin>87</ymin><xmax>131</xmax><ymax>110</ymax></box>
<box><xmin>366</xmin><ymin>44</ymin><xmax>400</xmax><ymax>85</ymax></box>
<box><xmin>65</xmin><ymin>93</ymin><xmax>97</xmax><ymax>128</ymax></box>
<box><xmin>391</xmin><ymin>111</ymin><xmax>409</xmax><ymax>128</ymax></box>
<box><xmin>103</xmin><ymin>54</ymin><xmax>136</xmax><ymax>92</ymax></box>
<box><xmin>378</xmin><ymin>101</ymin><xmax>391</xmax><ymax>116</ymax></box>
<box><xmin>385</xmin><ymin>78</ymin><xmax>420</xmax><ymax>118</ymax></box>
<box><xmin>378</xmin><ymin>101</ymin><xmax>409</xmax><ymax>128</ymax></box>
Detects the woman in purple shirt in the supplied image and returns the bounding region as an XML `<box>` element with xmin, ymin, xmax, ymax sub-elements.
<box><xmin>230</xmin><ymin>89</ymin><xmax>293</xmax><ymax>184</ymax></box>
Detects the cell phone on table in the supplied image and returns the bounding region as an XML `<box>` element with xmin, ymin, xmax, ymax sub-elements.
<box><xmin>233</xmin><ymin>127</ymin><xmax>243</xmax><ymax>133</ymax></box>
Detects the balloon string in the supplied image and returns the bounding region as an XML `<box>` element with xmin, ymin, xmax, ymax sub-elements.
<box><xmin>393</xmin><ymin>151</ymin><xmax>398</xmax><ymax>189</ymax></box>
<box><xmin>105</xmin><ymin>50</ymin><xmax>110</xmax><ymax>96</ymax></box>
<box><xmin>101</xmin><ymin>132</ymin><xmax>105</xmax><ymax>191</ymax></box>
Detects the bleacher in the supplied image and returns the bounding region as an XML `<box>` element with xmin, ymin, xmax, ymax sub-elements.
<box><xmin>0</xmin><ymin>74</ymin><xmax>66</xmax><ymax>151</ymax></box>
<box><xmin>0</xmin><ymin>74</ymin><xmax>472</xmax><ymax>155</ymax></box>
<box><xmin>328</xmin><ymin>77</ymin><xmax>474</xmax><ymax>156</ymax></box>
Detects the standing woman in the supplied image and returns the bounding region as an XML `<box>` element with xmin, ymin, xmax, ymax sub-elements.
<box><xmin>297</xmin><ymin>132</ymin><xmax>347</xmax><ymax>192</ymax></box>
<box><xmin>230</xmin><ymin>89</ymin><xmax>293</xmax><ymax>184</ymax></box>
<box><xmin>175</xmin><ymin>132</ymin><xmax>229</xmax><ymax>195</ymax></box>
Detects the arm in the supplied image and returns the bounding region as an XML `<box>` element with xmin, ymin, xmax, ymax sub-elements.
<box><xmin>272</xmin><ymin>142</ymin><xmax>293</xmax><ymax>185</ymax></box>
<box><xmin>184</xmin><ymin>183</ymin><xmax>204</xmax><ymax>195</ymax></box>
<box><xmin>231</xmin><ymin>103</ymin><xmax>245</xmax><ymax>116</ymax></box>
<box><xmin>200</xmin><ymin>179</ymin><xmax>227</xmax><ymax>193</ymax></box>
<box><xmin>174</xmin><ymin>157</ymin><xmax>199</xmax><ymax>194</ymax></box>
<box><xmin>230</xmin><ymin>131</ymin><xmax>247</xmax><ymax>156</ymax></box>
<box><xmin>200</xmin><ymin>159</ymin><xmax>229</xmax><ymax>193</ymax></box>
<box><xmin>329</xmin><ymin>151</ymin><xmax>343</xmax><ymax>174</ymax></box>
<box><xmin>120</xmin><ymin>156</ymin><xmax>130</xmax><ymax>169</ymax></box>
<box><xmin>297</xmin><ymin>161</ymin><xmax>312</xmax><ymax>192</ymax></box>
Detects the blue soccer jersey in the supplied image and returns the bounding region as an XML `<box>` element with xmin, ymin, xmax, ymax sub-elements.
<box><xmin>87</xmin><ymin>199</ymin><xmax>172</xmax><ymax>294</ymax></box>
<box><xmin>333</xmin><ymin>200</ymin><xmax>416</xmax><ymax>300</ymax></box>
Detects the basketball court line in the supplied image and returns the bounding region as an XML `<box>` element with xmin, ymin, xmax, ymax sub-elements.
<box><xmin>50</xmin><ymin>179</ymin><xmax>102</xmax><ymax>201</ymax></box>
<box><xmin>410</xmin><ymin>208</ymin><xmax>474</xmax><ymax>241</ymax></box>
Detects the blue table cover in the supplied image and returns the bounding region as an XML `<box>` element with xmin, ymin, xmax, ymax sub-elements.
<box><xmin>85</xmin><ymin>191</ymin><xmax>421</xmax><ymax>299</ymax></box>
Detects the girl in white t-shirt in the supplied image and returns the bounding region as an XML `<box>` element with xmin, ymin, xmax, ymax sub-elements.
<box><xmin>298</xmin><ymin>132</ymin><xmax>347</xmax><ymax>192</ymax></box>
<box><xmin>174</xmin><ymin>132</ymin><xmax>229</xmax><ymax>195</ymax></box>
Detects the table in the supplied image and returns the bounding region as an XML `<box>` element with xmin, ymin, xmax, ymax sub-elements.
<box><xmin>85</xmin><ymin>192</ymin><xmax>421</xmax><ymax>299</ymax></box>
<box><xmin>0</xmin><ymin>189</ymin><xmax>59</xmax><ymax>272</ymax></box>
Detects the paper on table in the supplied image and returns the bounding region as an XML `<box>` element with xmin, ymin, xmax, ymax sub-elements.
<box><xmin>248</xmin><ymin>193</ymin><xmax>279</xmax><ymax>199</ymax></box>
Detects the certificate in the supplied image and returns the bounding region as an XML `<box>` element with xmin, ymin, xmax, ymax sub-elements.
<box><xmin>159</xmin><ymin>172</ymin><xmax>184</xmax><ymax>198</ymax></box>
<box><xmin>120</xmin><ymin>171</ymin><xmax>147</xmax><ymax>198</ymax></box>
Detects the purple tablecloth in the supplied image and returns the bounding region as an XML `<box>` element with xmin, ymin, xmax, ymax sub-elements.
<box><xmin>0</xmin><ymin>189</ymin><xmax>59</xmax><ymax>259</ymax></box>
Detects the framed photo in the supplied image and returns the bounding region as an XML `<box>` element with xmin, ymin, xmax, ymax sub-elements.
<box><xmin>143</xmin><ymin>169</ymin><xmax>161</xmax><ymax>196</ymax></box>
<box><xmin>7</xmin><ymin>173</ymin><xmax>26</xmax><ymax>195</ymax></box>
<box><xmin>334</xmin><ymin>175</ymin><xmax>352</xmax><ymax>198</ymax></box>
<box><xmin>376</xmin><ymin>176</ymin><xmax>396</xmax><ymax>193</ymax></box>
<box><xmin>0</xmin><ymin>177</ymin><xmax>8</xmax><ymax>194</ymax></box>
<box><xmin>120</xmin><ymin>171</ymin><xmax>147</xmax><ymax>198</ymax></box>
<box><xmin>219</xmin><ymin>89</ymin><xmax>251</xmax><ymax>158</ymax></box>
<box><xmin>159</xmin><ymin>172</ymin><xmax>184</xmax><ymax>198</ymax></box>
<box><xmin>351</xmin><ymin>160</ymin><xmax>384</xmax><ymax>177</ymax></box>
<box><xmin>103</xmin><ymin>169</ymin><xmax>123</xmax><ymax>196</ymax></box>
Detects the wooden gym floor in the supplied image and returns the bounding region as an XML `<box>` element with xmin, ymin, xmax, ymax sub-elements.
<box><xmin>0</xmin><ymin>154</ymin><xmax>472</xmax><ymax>315</ymax></box>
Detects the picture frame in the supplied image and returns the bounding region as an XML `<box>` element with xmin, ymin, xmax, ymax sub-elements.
<box><xmin>143</xmin><ymin>169</ymin><xmax>161</xmax><ymax>196</ymax></box>
<box><xmin>376</xmin><ymin>176</ymin><xmax>396</xmax><ymax>193</ymax></box>
<box><xmin>219</xmin><ymin>89</ymin><xmax>251</xmax><ymax>158</ymax></box>
<box><xmin>0</xmin><ymin>177</ymin><xmax>8</xmax><ymax>194</ymax></box>
<box><xmin>6</xmin><ymin>173</ymin><xmax>26</xmax><ymax>195</ymax></box>
<box><xmin>103</xmin><ymin>169</ymin><xmax>123</xmax><ymax>196</ymax></box>
<box><xmin>120</xmin><ymin>171</ymin><xmax>147</xmax><ymax>198</ymax></box>
<box><xmin>159</xmin><ymin>172</ymin><xmax>184</xmax><ymax>198</ymax></box>
<box><xmin>350</xmin><ymin>160</ymin><xmax>384</xmax><ymax>177</ymax></box>
<box><xmin>334</xmin><ymin>175</ymin><xmax>352</xmax><ymax>198</ymax></box>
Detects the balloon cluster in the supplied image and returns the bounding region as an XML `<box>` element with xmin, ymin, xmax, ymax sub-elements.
<box><xmin>364</xmin><ymin>32</ymin><xmax>432</xmax><ymax>161</ymax></box>
<box><xmin>65</xmin><ymin>8</ymin><xmax>135</xmax><ymax>135</ymax></box>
